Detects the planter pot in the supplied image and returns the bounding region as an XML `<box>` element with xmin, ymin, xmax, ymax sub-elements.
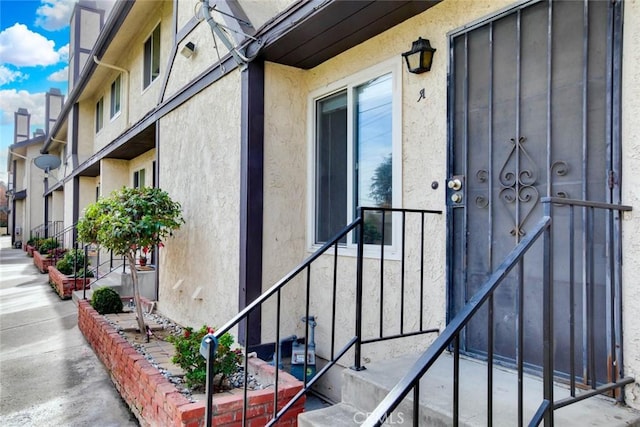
<box><xmin>48</xmin><ymin>266</ymin><xmax>92</xmax><ymax>299</ymax></box>
<box><xmin>77</xmin><ymin>301</ymin><xmax>305</xmax><ymax>426</ymax></box>
<box><xmin>34</xmin><ymin>250</ymin><xmax>58</xmax><ymax>274</ymax></box>
<box><xmin>26</xmin><ymin>244</ymin><xmax>35</xmax><ymax>257</ymax></box>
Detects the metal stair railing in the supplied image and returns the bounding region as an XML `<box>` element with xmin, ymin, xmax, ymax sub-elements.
<box><xmin>203</xmin><ymin>206</ymin><xmax>442</xmax><ymax>427</ymax></box>
<box><xmin>363</xmin><ymin>198</ymin><xmax>633</xmax><ymax>427</ymax></box>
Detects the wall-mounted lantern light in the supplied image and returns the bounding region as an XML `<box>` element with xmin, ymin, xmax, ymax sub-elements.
<box><xmin>180</xmin><ymin>41</ymin><xmax>196</xmax><ymax>58</ymax></box>
<box><xmin>402</xmin><ymin>37</ymin><xmax>436</xmax><ymax>74</ymax></box>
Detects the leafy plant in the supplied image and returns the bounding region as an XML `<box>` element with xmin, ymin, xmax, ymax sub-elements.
<box><xmin>37</xmin><ymin>238</ymin><xmax>59</xmax><ymax>254</ymax></box>
<box><xmin>91</xmin><ymin>287</ymin><xmax>123</xmax><ymax>314</ymax></box>
<box><xmin>167</xmin><ymin>326</ymin><xmax>243</xmax><ymax>391</ymax></box>
<box><xmin>55</xmin><ymin>249</ymin><xmax>89</xmax><ymax>275</ymax></box>
<box><xmin>77</xmin><ymin>186</ymin><xmax>184</xmax><ymax>335</ymax></box>
<box><xmin>75</xmin><ymin>267</ymin><xmax>94</xmax><ymax>278</ymax></box>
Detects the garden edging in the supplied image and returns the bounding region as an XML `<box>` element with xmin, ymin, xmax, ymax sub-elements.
<box><xmin>78</xmin><ymin>300</ymin><xmax>305</xmax><ymax>426</ymax></box>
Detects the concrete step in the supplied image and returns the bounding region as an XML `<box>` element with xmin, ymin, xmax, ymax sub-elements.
<box><xmin>299</xmin><ymin>352</ymin><xmax>640</xmax><ymax>426</ymax></box>
<box><xmin>298</xmin><ymin>403</ymin><xmax>360</xmax><ymax>427</ymax></box>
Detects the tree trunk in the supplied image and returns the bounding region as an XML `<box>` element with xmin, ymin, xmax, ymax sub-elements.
<box><xmin>127</xmin><ymin>252</ymin><xmax>146</xmax><ymax>335</ymax></box>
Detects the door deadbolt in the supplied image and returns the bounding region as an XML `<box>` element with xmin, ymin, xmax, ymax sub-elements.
<box><xmin>448</xmin><ymin>179</ymin><xmax>462</xmax><ymax>191</ymax></box>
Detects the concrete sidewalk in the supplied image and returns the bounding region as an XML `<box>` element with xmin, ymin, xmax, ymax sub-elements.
<box><xmin>0</xmin><ymin>235</ymin><xmax>138</xmax><ymax>426</ymax></box>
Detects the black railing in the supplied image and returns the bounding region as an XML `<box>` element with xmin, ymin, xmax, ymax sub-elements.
<box><xmin>363</xmin><ymin>197</ymin><xmax>633</xmax><ymax>427</ymax></box>
<box><xmin>31</xmin><ymin>220</ymin><xmax>64</xmax><ymax>241</ymax></box>
<box><xmin>204</xmin><ymin>207</ymin><xmax>441</xmax><ymax>427</ymax></box>
<box><xmin>46</xmin><ymin>222</ymin><xmax>126</xmax><ymax>297</ymax></box>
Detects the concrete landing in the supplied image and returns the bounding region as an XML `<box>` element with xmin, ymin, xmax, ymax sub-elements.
<box><xmin>299</xmin><ymin>353</ymin><xmax>640</xmax><ymax>426</ymax></box>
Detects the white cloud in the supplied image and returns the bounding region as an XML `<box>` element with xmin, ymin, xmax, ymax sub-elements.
<box><xmin>0</xmin><ymin>89</ymin><xmax>46</xmax><ymax>127</ymax></box>
<box><xmin>0</xmin><ymin>24</ymin><xmax>61</xmax><ymax>67</ymax></box>
<box><xmin>0</xmin><ymin>66</ymin><xmax>28</xmax><ymax>86</ymax></box>
<box><xmin>58</xmin><ymin>43</ymin><xmax>69</xmax><ymax>62</ymax></box>
<box><xmin>35</xmin><ymin>0</ymin><xmax>78</xmax><ymax>31</ymax></box>
<box><xmin>48</xmin><ymin>66</ymin><xmax>68</xmax><ymax>82</ymax></box>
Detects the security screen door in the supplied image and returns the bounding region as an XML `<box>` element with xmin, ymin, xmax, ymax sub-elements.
<box><xmin>448</xmin><ymin>0</ymin><xmax>621</xmax><ymax>383</ymax></box>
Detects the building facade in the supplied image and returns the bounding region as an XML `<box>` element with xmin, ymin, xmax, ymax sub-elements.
<box><xmin>11</xmin><ymin>0</ymin><xmax>640</xmax><ymax>418</ymax></box>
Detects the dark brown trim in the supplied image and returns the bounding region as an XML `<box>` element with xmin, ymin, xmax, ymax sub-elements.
<box><xmin>238</xmin><ymin>60</ymin><xmax>264</xmax><ymax>346</ymax></box>
<box><xmin>73</xmin><ymin>176</ymin><xmax>80</xmax><ymax>244</ymax></box>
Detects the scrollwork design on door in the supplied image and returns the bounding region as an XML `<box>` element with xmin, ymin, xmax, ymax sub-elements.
<box><xmin>498</xmin><ymin>136</ymin><xmax>539</xmax><ymax>236</ymax></box>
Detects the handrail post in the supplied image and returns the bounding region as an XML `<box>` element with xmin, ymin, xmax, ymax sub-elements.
<box><xmin>542</xmin><ymin>202</ymin><xmax>554</xmax><ymax>425</ymax></box>
<box><xmin>83</xmin><ymin>244</ymin><xmax>89</xmax><ymax>300</ymax></box>
<box><xmin>203</xmin><ymin>335</ymin><xmax>218</xmax><ymax>427</ymax></box>
<box><xmin>353</xmin><ymin>208</ymin><xmax>365</xmax><ymax>371</ymax></box>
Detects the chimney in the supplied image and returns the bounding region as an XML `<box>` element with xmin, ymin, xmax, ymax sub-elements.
<box><xmin>69</xmin><ymin>1</ymin><xmax>105</xmax><ymax>90</ymax></box>
<box><xmin>14</xmin><ymin>108</ymin><xmax>30</xmax><ymax>143</ymax></box>
<box><xmin>45</xmin><ymin>88</ymin><xmax>64</xmax><ymax>135</ymax></box>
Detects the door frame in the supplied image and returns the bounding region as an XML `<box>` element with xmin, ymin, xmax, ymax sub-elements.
<box><xmin>444</xmin><ymin>0</ymin><xmax>624</xmax><ymax>363</ymax></box>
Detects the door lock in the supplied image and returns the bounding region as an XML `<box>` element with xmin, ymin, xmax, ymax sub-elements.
<box><xmin>448</xmin><ymin>179</ymin><xmax>462</xmax><ymax>191</ymax></box>
<box><xmin>447</xmin><ymin>175</ymin><xmax>465</xmax><ymax>207</ymax></box>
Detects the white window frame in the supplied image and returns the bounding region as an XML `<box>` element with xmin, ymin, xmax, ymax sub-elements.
<box><xmin>306</xmin><ymin>58</ymin><xmax>403</xmax><ymax>258</ymax></box>
<box><xmin>110</xmin><ymin>75</ymin><xmax>121</xmax><ymax>119</ymax></box>
<box><xmin>143</xmin><ymin>24</ymin><xmax>161</xmax><ymax>90</ymax></box>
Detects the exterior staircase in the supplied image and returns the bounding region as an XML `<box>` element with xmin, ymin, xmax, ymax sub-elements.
<box><xmin>299</xmin><ymin>353</ymin><xmax>640</xmax><ymax>426</ymax></box>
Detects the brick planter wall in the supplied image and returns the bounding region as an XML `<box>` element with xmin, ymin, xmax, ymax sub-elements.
<box><xmin>33</xmin><ymin>250</ymin><xmax>57</xmax><ymax>273</ymax></box>
<box><xmin>78</xmin><ymin>300</ymin><xmax>305</xmax><ymax>426</ymax></box>
<box><xmin>48</xmin><ymin>266</ymin><xmax>91</xmax><ymax>299</ymax></box>
<box><xmin>26</xmin><ymin>244</ymin><xmax>35</xmax><ymax>256</ymax></box>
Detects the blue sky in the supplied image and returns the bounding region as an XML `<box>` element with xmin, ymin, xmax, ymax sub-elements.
<box><xmin>0</xmin><ymin>0</ymin><xmax>75</xmax><ymax>184</ymax></box>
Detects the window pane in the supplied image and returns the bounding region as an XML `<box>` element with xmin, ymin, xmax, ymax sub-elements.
<box><xmin>152</xmin><ymin>26</ymin><xmax>160</xmax><ymax>80</ymax></box>
<box><xmin>355</xmin><ymin>74</ymin><xmax>392</xmax><ymax>245</ymax></box>
<box><xmin>144</xmin><ymin>37</ymin><xmax>151</xmax><ymax>87</ymax></box>
<box><xmin>315</xmin><ymin>90</ymin><xmax>347</xmax><ymax>244</ymax></box>
<box><xmin>95</xmin><ymin>98</ymin><xmax>103</xmax><ymax>132</ymax></box>
<box><xmin>110</xmin><ymin>76</ymin><xmax>121</xmax><ymax>118</ymax></box>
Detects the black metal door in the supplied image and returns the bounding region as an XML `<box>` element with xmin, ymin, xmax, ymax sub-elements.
<box><xmin>447</xmin><ymin>0</ymin><xmax>622</xmax><ymax>383</ymax></box>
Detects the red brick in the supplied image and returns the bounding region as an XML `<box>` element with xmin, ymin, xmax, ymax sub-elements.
<box><xmin>178</xmin><ymin>402</ymin><xmax>205</xmax><ymax>422</ymax></box>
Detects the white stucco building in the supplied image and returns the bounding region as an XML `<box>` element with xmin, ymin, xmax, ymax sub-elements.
<box><xmin>11</xmin><ymin>0</ymin><xmax>640</xmax><ymax>424</ymax></box>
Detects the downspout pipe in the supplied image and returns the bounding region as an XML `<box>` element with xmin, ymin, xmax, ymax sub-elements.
<box><xmin>93</xmin><ymin>56</ymin><xmax>130</xmax><ymax>126</ymax></box>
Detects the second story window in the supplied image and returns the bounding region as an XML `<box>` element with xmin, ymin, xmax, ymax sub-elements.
<box><xmin>110</xmin><ymin>75</ymin><xmax>121</xmax><ymax>119</ymax></box>
<box><xmin>95</xmin><ymin>97</ymin><xmax>104</xmax><ymax>132</ymax></box>
<box><xmin>133</xmin><ymin>169</ymin><xmax>146</xmax><ymax>188</ymax></box>
<box><xmin>144</xmin><ymin>25</ymin><xmax>161</xmax><ymax>89</ymax></box>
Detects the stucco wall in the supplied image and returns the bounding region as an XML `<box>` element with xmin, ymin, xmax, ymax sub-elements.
<box><xmin>26</xmin><ymin>145</ymin><xmax>44</xmax><ymax>235</ymax></box>
<box><xmin>100</xmin><ymin>159</ymin><xmax>129</xmax><ymax>196</ymax></box>
<box><xmin>157</xmin><ymin>72</ymin><xmax>242</xmax><ymax>331</ymax></box>
<box><xmin>259</xmin><ymin>0</ymin><xmax>522</xmax><ymax>371</ymax></box>
<box><xmin>163</xmin><ymin>19</ymin><xmax>229</xmax><ymax>100</ymax></box>
<box><xmin>621</xmin><ymin>0</ymin><xmax>640</xmax><ymax>409</ymax></box>
<box><xmin>128</xmin><ymin>150</ymin><xmax>155</xmax><ymax>188</ymax></box>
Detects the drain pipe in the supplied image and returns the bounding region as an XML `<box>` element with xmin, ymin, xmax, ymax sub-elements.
<box><xmin>93</xmin><ymin>56</ymin><xmax>130</xmax><ymax>126</ymax></box>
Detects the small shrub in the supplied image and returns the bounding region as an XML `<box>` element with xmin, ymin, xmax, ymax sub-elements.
<box><xmin>91</xmin><ymin>287</ymin><xmax>123</xmax><ymax>314</ymax></box>
<box><xmin>37</xmin><ymin>238</ymin><xmax>59</xmax><ymax>254</ymax></box>
<box><xmin>55</xmin><ymin>250</ymin><xmax>89</xmax><ymax>275</ymax></box>
<box><xmin>167</xmin><ymin>326</ymin><xmax>243</xmax><ymax>391</ymax></box>
<box><xmin>74</xmin><ymin>267</ymin><xmax>94</xmax><ymax>278</ymax></box>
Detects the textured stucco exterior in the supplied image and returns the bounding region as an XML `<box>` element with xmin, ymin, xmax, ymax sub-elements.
<box><xmin>24</xmin><ymin>0</ymin><xmax>640</xmax><ymax>413</ymax></box>
<box><xmin>100</xmin><ymin>159</ymin><xmax>129</xmax><ymax>196</ymax></box>
<box><xmin>621</xmin><ymin>0</ymin><xmax>640</xmax><ymax>408</ymax></box>
<box><xmin>157</xmin><ymin>71</ymin><xmax>242</xmax><ymax>331</ymax></box>
<box><xmin>258</xmin><ymin>0</ymin><xmax>519</xmax><ymax>376</ymax></box>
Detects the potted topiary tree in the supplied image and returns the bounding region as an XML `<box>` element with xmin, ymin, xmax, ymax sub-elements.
<box><xmin>77</xmin><ymin>186</ymin><xmax>184</xmax><ymax>336</ymax></box>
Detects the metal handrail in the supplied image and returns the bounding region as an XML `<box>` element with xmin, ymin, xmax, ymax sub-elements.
<box><xmin>206</xmin><ymin>206</ymin><xmax>442</xmax><ymax>427</ymax></box>
<box><xmin>363</xmin><ymin>198</ymin><xmax>632</xmax><ymax>427</ymax></box>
